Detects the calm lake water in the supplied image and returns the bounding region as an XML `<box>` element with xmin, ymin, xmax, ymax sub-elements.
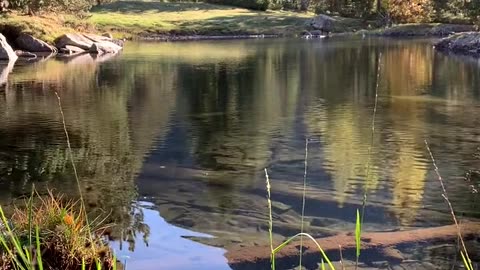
<box><xmin>0</xmin><ymin>38</ymin><xmax>479</xmax><ymax>269</ymax></box>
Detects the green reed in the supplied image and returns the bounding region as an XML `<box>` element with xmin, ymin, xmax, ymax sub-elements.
<box><xmin>265</xmin><ymin>167</ymin><xmax>335</xmax><ymax>270</ymax></box>
<box><xmin>425</xmin><ymin>140</ymin><xmax>474</xmax><ymax>270</ymax></box>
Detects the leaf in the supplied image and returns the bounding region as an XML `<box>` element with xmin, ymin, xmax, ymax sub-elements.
<box><xmin>460</xmin><ymin>250</ymin><xmax>473</xmax><ymax>270</ymax></box>
<box><xmin>355</xmin><ymin>209</ymin><xmax>361</xmax><ymax>259</ymax></box>
<box><xmin>36</xmin><ymin>226</ymin><xmax>44</xmax><ymax>270</ymax></box>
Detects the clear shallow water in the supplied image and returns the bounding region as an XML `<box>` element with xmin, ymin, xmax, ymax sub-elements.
<box><xmin>0</xmin><ymin>37</ymin><xmax>479</xmax><ymax>269</ymax></box>
<box><xmin>110</xmin><ymin>202</ymin><xmax>228</xmax><ymax>270</ymax></box>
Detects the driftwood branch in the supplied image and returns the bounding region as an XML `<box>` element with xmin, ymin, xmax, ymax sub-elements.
<box><xmin>226</xmin><ymin>222</ymin><xmax>480</xmax><ymax>270</ymax></box>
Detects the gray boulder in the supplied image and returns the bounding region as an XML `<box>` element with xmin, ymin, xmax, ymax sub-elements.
<box><xmin>89</xmin><ymin>41</ymin><xmax>122</xmax><ymax>54</ymax></box>
<box><xmin>0</xmin><ymin>33</ymin><xmax>17</xmax><ymax>61</ymax></box>
<box><xmin>55</xmin><ymin>33</ymin><xmax>97</xmax><ymax>50</ymax></box>
<box><xmin>310</xmin><ymin>14</ymin><xmax>335</xmax><ymax>34</ymax></box>
<box><xmin>59</xmin><ymin>45</ymin><xmax>86</xmax><ymax>55</ymax></box>
<box><xmin>55</xmin><ymin>33</ymin><xmax>122</xmax><ymax>54</ymax></box>
<box><xmin>15</xmin><ymin>34</ymin><xmax>57</xmax><ymax>53</ymax></box>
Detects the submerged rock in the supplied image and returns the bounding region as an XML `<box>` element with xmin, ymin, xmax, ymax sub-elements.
<box><xmin>15</xmin><ymin>33</ymin><xmax>57</xmax><ymax>53</ymax></box>
<box><xmin>435</xmin><ymin>32</ymin><xmax>480</xmax><ymax>56</ymax></box>
<box><xmin>0</xmin><ymin>33</ymin><xmax>17</xmax><ymax>61</ymax></box>
<box><xmin>376</xmin><ymin>23</ymin><xmax>474</xmax><ymax>37</ymax></box>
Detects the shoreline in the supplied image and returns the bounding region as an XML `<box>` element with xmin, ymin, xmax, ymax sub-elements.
<box><xmin>1</xmin><ymin>12</ymin><xmax>478</xmax><ymax>62</ymax></box>
<box><xmin>136</xmin><ymin>33</ymin><xmax>281</xmax><ymax>42</ymax></box>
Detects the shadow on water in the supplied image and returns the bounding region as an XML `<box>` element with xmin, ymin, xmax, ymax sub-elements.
<box><xmin>0</xmin><ymin>38</ymin><xmax>479</xmax><ymax>269</ymax></box>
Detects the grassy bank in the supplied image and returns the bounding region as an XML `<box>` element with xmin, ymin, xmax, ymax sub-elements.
<box><xmin>89</xmin><ymin>1</ymin><xmax>313</xmax><ymax>36</ymax></box>
<box><xmin>1</xmin><ymin>1</ymin><xmax>315</xmax><ymax>42</ymax></box>
<box><xmin>4</xmin><ymin>1</ymin><xmax>472</xmax><ymax>43</ymax></box>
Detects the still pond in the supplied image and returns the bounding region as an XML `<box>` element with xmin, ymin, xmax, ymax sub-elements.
<box><xmin>0</xmin><ymin>37</ymin><xmax>479</xmax><ymax>269</ymax></box>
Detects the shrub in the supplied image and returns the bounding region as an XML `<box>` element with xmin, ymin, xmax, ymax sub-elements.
<box><xmin>205</xmin><ymin>0</ymin><xmax>270</xmax><ymax>11</ymax></box>
<box><xmin>8</xmin><ymin>0</ymin><xmax>94</xmax><ymax>14</ymax></box>
<box><xmin>387</xmin><ymin>0</ymin><xmax>434</xmax><ymax>23</ymax></box>
<box><xmin>0</xmin><ymin>192</ymin><xmax>116</xmax><ymax>270</ymax></box>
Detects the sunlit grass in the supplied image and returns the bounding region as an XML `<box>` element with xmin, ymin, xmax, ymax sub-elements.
<box><xmin>2</xmin><ymin>1</ymin><xmax>313</xmax><ymax>42</ymax></box>
<box><xmin>89</xmin><ymin>1</ymin><xmax>313</xmax><ymax>36</ymax></box>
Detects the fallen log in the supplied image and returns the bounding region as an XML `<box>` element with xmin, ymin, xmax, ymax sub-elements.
<box><xmin>226</xmin><ymin>222</ymin><xmax>480</xmax><ymax>270</ymax></box>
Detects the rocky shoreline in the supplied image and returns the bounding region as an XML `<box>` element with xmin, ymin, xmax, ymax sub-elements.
<box><xmin>435</xmin><ymin>32</ymin><xmax>480</xmax><ymax>57</ymax></box>
<box><xmin>0</xmin><ymin>32</ymin><xmax>124</xmax><ymax>62</ymax></box>
<box><xmin>2</xmin><ymin>15</ymin><xmax>480</xmax><ymax>68</ymax></box>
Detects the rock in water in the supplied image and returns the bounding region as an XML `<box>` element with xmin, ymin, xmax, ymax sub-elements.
<box><xmin>310</xmin><ymin>14</ymin><xmax>335</xmax><ymax>34</ymax></box>
<box><xmin>435</xmin><ymin>32</ymin><xmax>480</xmax><ymax>56</ymax></box>
<box><xmin>55</xmin><ymin>33</ymin><xmax>95</xmax><ymax>50</ymax></box>
<box><xmin>89</xmin><ymin>41</ymin><xmax>122</xmax><ymax>54</ymax></box>
<box><xmin>55</xmin><ymin>33</ymin><xmax>122</xmax><ymax>54</ymax></box>
<box><xmin>0</xmin><ymin>33</ymin><xmax>17</xmax><ymax>61</ymax></box>
<box><xmin>15</xmin><ymin>34</ymin><xmax>57</xmax><ymax>53</ymax></box>
<box><xmin>60</xmin><ymin>45</ymin><xmax>86</xmax><ymax>55</ymax></box>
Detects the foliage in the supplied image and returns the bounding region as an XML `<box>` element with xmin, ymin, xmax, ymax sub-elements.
<box><xmin>205</xmin><ymin>0</ymin><xmax>270</xmax><ymax>11</ymax></box>
<box><xmin>466</xmin><ymin>0</ymin><xmax>480</xmax><ymax>25</ymax></box>
<box><xmin>387</xmin><ymin>0</ymin><xmax>433</xmax><ymax>23</ymax></box>
<box><xmin>8</xmin><ymin>0</ymin><xmax>94</xmax><ymax>14</ymax></box>
<box><xmin>311</xmin><ymin>0</ymin><xmax>375</xmax><ymax>17</ymax></box>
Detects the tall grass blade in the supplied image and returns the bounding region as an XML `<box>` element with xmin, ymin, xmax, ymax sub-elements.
<box><xmin>0</xmin><ymin>211</ymin><xmax>27</xmax><ymax>270</ymax></box>
<box><xmin>357</xmin><ymin>51</ymin><xmax>382</xmax><ymax>270</ymax></box>
<box><xmin>113</xmin><ymin>254</ymin><xmax>117</xmax><ymax>270</ymax></box>
<box><xmin>96</xmin><ymin>258</ymin><xmax>102</xmax><ymax>270</ymax></box>
<box><xmin>425</xmin><ymin>140</ymin><xmax>474</xmax><ymax>270</ymax></box>
<box><xmin>265</xmin><ymin>168</ymin><xmax>275</xmax><ymax>270</ymax></box>
<box><xmin>272</xmin><ymin>232</ymin><xmax>335</xmax><ymax>270</ymax></box>
<box><xmin>28</xmin><ymin>187</ymin><xmax>34</xmax><ymax>256</ymax></box>
<box><xmin>54</xmin><ymin>92</ymin><xmax>93</xmax><ymax>242</ymax></box>
<box><xmin>36</xmin><ymin>225</ymin><xmax>44</xmax><ymax>270</ymax></box>
<box><xmin>321</xmin><ymin>259</ymin><xmax>326</xmax><ymax>270</ymax></box>
<box><xmin>24</xmin><ymin>246</ymin><xmax>31</xmax><ymax>263</ymax></box>
<box><xmin>460</xmin><ymin>250</ymin><xmax>473</xmax><ymax>270</ymax></box>
<box><xmin>299</xmin><ymin>139</ymin><xmax>309</xmax><ymax>270</ymax></box>
<box><xmin>338</xmin><ymin>245</ymin><xmax>345</xmax><ymax>270</ymax></box>
<box><xmin>355</xmin><ymin>209</ymin><xmax>361</xmax><ymax>259</ymax></box>
<box><xmin>0</xmin><ymin>206</ymin><xmax>30</xmax><ymax>268</ymax></box>
<box><xmin>82</xmin><ymin>258</ymin><xmax>86</xmax><ymax>270</ymax></box>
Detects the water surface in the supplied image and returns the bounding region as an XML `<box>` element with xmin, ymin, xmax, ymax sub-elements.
<box><xmin>0</xmin><ymin>37</ymin><xmax>479</xmax><ymax>269</ymax></box>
